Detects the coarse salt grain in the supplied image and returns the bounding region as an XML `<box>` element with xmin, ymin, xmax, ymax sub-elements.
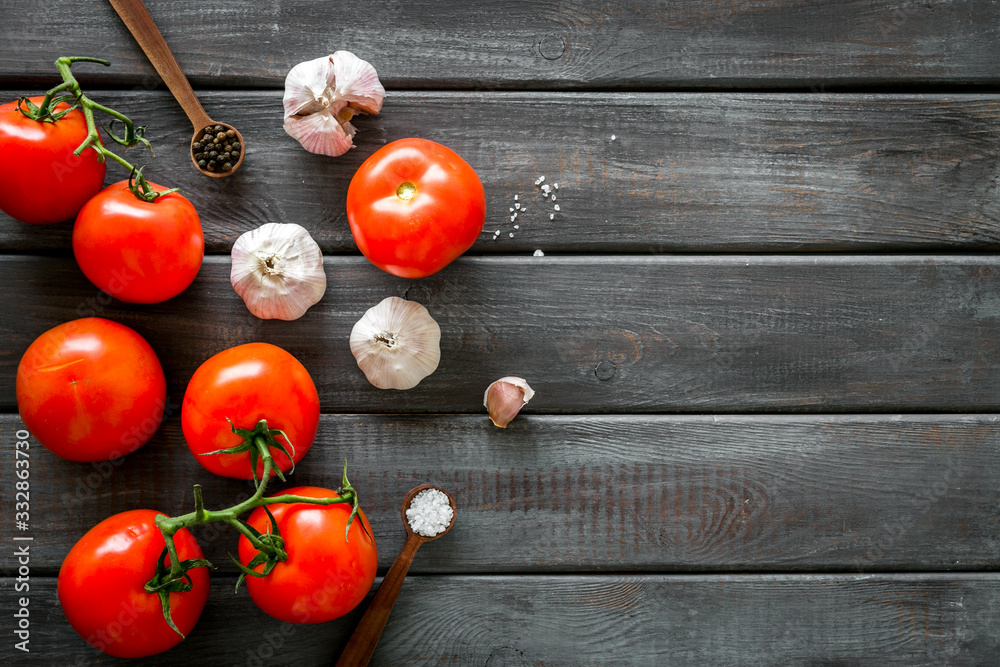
<box><xmin>514</xmin><ymin>195</ymin><xmax>518</xmax><ymax>201</ymax></box>
<box><xmin>533</xmin><ymin>249</ymin><xmax>545</xmax><ymax>257</ymax></box>
<box><xmin>549</xmin><ymin>213</ymin><xmax>555</xmax><ymax>219</ymax></box>
<box><xmin>509</xmin><ymin>232</ymin><xmax>514</xmax><ymax>237</ymax></box>
<box><xmin>611</xmin><ymin>134</ymin><xmax>616</xmax><ymax>141</ymax></box>
<box><xmin>514</xmin><ymin>225</ymin><xmax>519</xmax><ymax>229</ymax></box>
<box><xmin>406</xmin><ymin>488</ymin><xmax>453</xmax><ymax>537</ymax></box>
<box><xmin>553</xmin><ymin>204</ymin><xmax>561</xmax><ymax>211</ymax></box>
<box><xmin>554</xmin><ymin>183</ymin><xmax>559</xmax><ymax>190</ymax></box>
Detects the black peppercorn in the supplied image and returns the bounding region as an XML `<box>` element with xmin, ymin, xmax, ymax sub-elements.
<box><xmin>214</xmin><ymin>124</ymin><xmax>223</xmax><ymax>132</ymax></box>
<box><xmin>226</xmin><ymin>129</ymin><xmax>235</xmax><ymax>138</ymax></box>
<box><xmin>192</xmin><ymin>142</ymin><xmax>203</xmax><ymax>151</ymax></box>
<box><xmin>222</xmin><ymin>162</ymin><xmax>233</xmax><ymax>171</ymax></box>
<box><xmin>198</xmin><ymin>159</ymin><xmax>207</xmax><ymax>167</ymax></box>
<box><xmin>231</xmin><ymin>142</ymin><xmax>241</xmax><ymax>151</ymax></box>
<box><xmin>208</xmin><ymin>151</ymin><xmax>218</xmax><ymax>159</ymax></box>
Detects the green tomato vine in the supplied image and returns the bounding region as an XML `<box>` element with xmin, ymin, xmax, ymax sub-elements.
<box><xmin>17</xmin><ymin>56</ymin><xmax>176</xmax><ymax>202</ymax></box>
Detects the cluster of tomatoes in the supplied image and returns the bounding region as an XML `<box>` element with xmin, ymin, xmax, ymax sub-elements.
<box><xmin>0</xmin><ymin>98</ymin><xmax>205</xmax><ymax>304</ymax></box>
<box><xmin>4</xmin><ymin>72</ymin><xmax>487</xmax><ymax>660</ymax></box>
<box><xmin>18</xmin><ymin>322</ymin><xmax>377</xmax><ymax>658</ymax></box>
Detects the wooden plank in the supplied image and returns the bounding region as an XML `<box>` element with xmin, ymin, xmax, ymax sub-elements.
<box><xmin>3</xmin><ymin>414</ymin><xmax>998</xmax><ymax>572</ymax></box>
<box><xmin>2</xmin><ymin>91</ymin><xmax>1000</xmax><ymax>253</ymax></box>
<box><xmin>3</xmin><ymin>1</ymin><xmax>999</xmax><ymax>88</ymax></box>
<box><xmin>4</xmin><ymin>574</ymin><xmax>999</xmax><ymax>665</ymax></box>
<box><xmin>2</xmin><ymin>254</ymin><xmax>1000</xmax><ymax>414</ymax></box>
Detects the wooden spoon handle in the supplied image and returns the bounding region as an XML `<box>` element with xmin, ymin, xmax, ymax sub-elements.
<box><xmin>336</xmin><ymin>534</ymin><xmax>422</xmax><ymax>667</ymax></box>
<box><xmin>107</xmin><ymin>0</ymin><xmax>213</xmax><ymax>130</ymax></box>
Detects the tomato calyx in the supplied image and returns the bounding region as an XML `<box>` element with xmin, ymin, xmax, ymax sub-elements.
<box><xmin>144</xmin><ymin>541</ymin><xmax>216</xmax><ymax>638</ymax></box>
<box><xmin>19</xmin><ymin>56</ymin><xmax>177</xmax><ymax>203</ymax></box>
<box><xmin>201</xmin><ymin>418</ymin><xmax>297</xmax><ymax>487</ymax></box>
<box><xmin>230</xmin><ymin>505</ymin><xmax>286</xmax><ymax>592</ymax></box>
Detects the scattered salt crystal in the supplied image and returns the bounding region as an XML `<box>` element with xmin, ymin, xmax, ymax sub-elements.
<box><xmin>515</xmin><ymin>203</ymin><xmax>521</xmax><ymax>210</ymax></box>
<box><xmin>510</xmin><ymin>215</ymin><xmax>516</xmax><ymax>222</ymax></box>
<box><xmin>533</xmin><ymin>249</ymin><xmax>545</xmax><ymax>257</ymax></box>
<box><xmin>509</xmin><ymin>233</ymin><xmax>514</xmax><ymax>237</ymax></box>
<box><xmin>406</xmin><ymin>488</ymin><xmax>453</xmax><ymax>537</ymax></box>
<box><xmin>551</xmin><ymin>196</ymin><xmax>556</xmax><ymax>201</ymax></box>
<box><xmin>541</xmin><ymin>184</ymin><xmax>551</xmax><ymax>192</ymax></box>
<box><xmin>514</xmin><ymin>225</ymin><xmax>519</xmax><ymax>229</ymax></box>
<box><xmin>549</xmin><ymin>213</ymin><xmax>555</xmax><ymax>220</ymax></box>
<box><xmin>611</xmin><ymin>134</ymin><xmax>616</xmax><ymax>141</ymax></box>
<box><xmin>514</xmin><ymin>195</ymin><xmax>519</xmax><ymax>201</ymax></box>
<box><xmin>554</xmin><ymin>183</ymin><xmax>559</xmax><ymax>190</ymax></box>
<box><xmin>553</xmin><ymin>204</ymin><xmax>561</xmax><ymax>211</ymax></box>
<box><xmin>495</xmin><ymin>230</ymin><xmax>500</xmax><ymax>234</ymax></box>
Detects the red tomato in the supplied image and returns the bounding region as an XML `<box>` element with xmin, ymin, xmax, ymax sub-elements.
<box><xmin>182</xmin><ymin>343</ymin><xmax>319</xmax><ymax>479</ymax></box>
<box><xmin>0</xmin><ymin>97</ymin><xmax>106</xmax><ymax>224</ymax></box>
<box><xmin>16</xmin><ymin>318</ymin><xmax>167</xmax><ymax>462</ymax></box>
<box><xmin>238</xmin><ymin>486</ymin><xmax>377</xmax><ymax>623</ymax></box>
<box><xmin>72</xmin><ymin>180</ymin><xmax>204</xmax><ymax>303</ymax></box>
<box><xmin>347</xmin><ymin>138</ymin><xmax>486</xmax><ymax>278</ymax></box>
<box><xmin>58</xmin><ymin>509</ymin><xmax>210</xmax><ymax>658</ymax></box>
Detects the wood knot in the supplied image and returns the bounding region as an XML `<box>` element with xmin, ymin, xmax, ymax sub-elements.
<box><xmin>538</xmin><ymin>34</ymin><xmax>567</xmax><ymax>60</ymax></box>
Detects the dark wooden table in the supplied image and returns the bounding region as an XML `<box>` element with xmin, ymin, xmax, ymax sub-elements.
<box><xmin>2</xmin><ymin>1</ymin><xmax>1000</xmax><ymax>664</ymax></box>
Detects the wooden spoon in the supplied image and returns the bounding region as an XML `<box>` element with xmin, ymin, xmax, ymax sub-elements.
<box><xmin>107</xmin><ymin>0</ymin><xmax>245</xmax><ymax>178</ymax></box>
<box><xmin>335</xmin><ymin>484</ymin><xmax>457</xmax><ymax>667</ymax></box>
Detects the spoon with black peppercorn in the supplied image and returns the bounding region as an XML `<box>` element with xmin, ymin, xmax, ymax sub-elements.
<box><xmin>109</xmin><ymin>0</ymin><xmax>246</xmax><ymax>177</ymax></box>
<box><xmin>335</xmin><ymin>484</ymin><xmax>456</xmax><ymax>667</ymax></box>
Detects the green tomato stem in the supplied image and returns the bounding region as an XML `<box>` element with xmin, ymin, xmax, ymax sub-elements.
<box><xmin>145</xmin><ymin>424</ymin><xmax>362</xmax><ymax>636</ymax></box>
<box><xmin>20</xmin><ymin>56</ymin><xmax>171</xmax><ymax>202</ymax></box>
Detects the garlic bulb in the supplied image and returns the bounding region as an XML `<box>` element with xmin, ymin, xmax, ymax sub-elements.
<box><xmin>350</xmin><ymin>297</ymin><xmax>440</xmax><ymax>390</ymax></box>
<box><xmin>283</xmin><ymin>51</ymin><xmax>385</xmax><ymax>157</ymax></box>
<box><xmin>484</xmin><ymin>377</ymin><xmax>534</xmax><ymax>428</ymax></box>
<box><xmin>230</xmin><ymin>223</ymin><xmax>327</xmax><ymax>320</ymax></box>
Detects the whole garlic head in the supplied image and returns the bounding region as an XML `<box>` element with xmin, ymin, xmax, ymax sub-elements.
<box><xmin>350</xmin><ymin>297</ymin><xmax>441</xmax><ymax>390</ymax></box>
<box><xmin>230</xmin><ymin>223</ymin><xmax>327</xmax><ymax>320</ymax></box>
<box><xmin>283</xmin><ymin>51</ymin><xmax>385</xmax><ymax>157</ymax></box>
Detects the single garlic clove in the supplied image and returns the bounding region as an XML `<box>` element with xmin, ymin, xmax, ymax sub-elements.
<box><xmin>283</xmin><ymin>55</ymin><xmax>338</xmax><ymax>118</ymax></box>
<box><xmin>282</xmin><ymin>51</ymin><xmax>385</xmax><ymax>157</ymax></box>
<box><xmin>283</xmin><ymin>110</ymin><xmax>355</xmax><ymax>157</ymax></box>
<box><xmin>483</xmin><ymin>377</ymin><xmax>534</xmax><ymax>428</ymax></box>
<box><xmin>330</xmin><ymin>50</ymin><xmax>385</xmax><ymax>115</ymax></box>
<box><xmin>230</xmin><ymin>223</ymin><xmax>327</xmax><ymax>320</ymax></box>
<box><xmin>350</xmin><ymin>296</ymin><xmax>441</xmax><ymax>390</ymax></box>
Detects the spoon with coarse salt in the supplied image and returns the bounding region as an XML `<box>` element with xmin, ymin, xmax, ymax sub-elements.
<box><xmin>335</xmin><ymin>484</ymin><xmax>456</xmax><ymax>667</ymax></box>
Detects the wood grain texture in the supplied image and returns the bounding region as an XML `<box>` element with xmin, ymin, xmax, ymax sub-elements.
<box><xmin>3</xmin><ymin>1</ymin><xmax>999</xmax><ymax>88</ymax></box>
<box><xmin>4</xmin><ymin>574</ymin><xmax>999</xmax><ymax>665</ymax></box>
<box><xmin>3</xmin><ymin>414</ymin><xmax>998</xmax><ymax>573</ymax></box>
<box><xmin>2</xmin><ymin>254</ymin><xmax>1000</xmax><ymax>414</ymax></box>
<box><xmin>2</xmin><ymin>91</ymin><xmax>1000</xmax><ymax>252</ymax></box>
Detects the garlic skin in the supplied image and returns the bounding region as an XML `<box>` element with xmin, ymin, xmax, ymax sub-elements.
<box><xmin>350</xmin><ymin>297</ymin><xmax>441</xmax><ymax>390</ymax></box>
<box><xmin>484</xmin><ymin>377</ymin><xmax>534</xmax><ymax>428</ymax></box>
<box><xmin>230</xmin><ymin>223</ymin><xmax>327</xmax><ymax>320</ymax></box>
<box><xmin>283</xmin><ymin>51</ymin><xmax>385</xmax><ymax>157</ymax></box>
